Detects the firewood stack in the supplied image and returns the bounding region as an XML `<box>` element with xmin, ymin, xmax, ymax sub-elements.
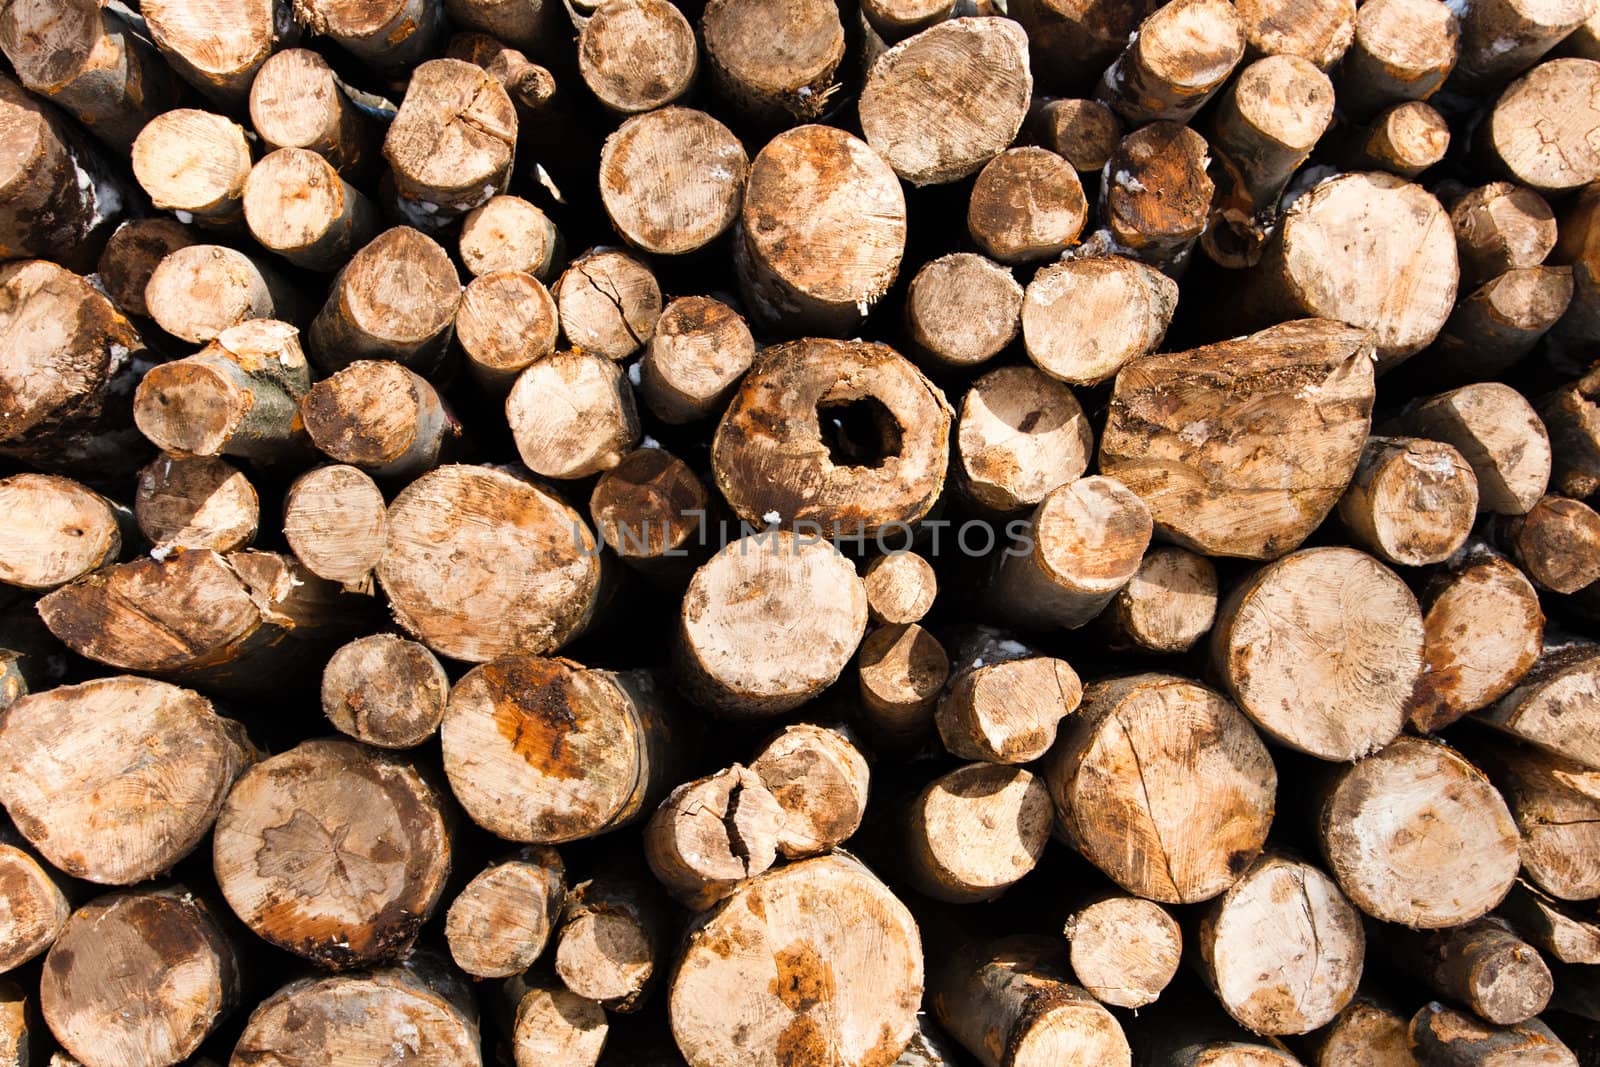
<box><xmin>4</xmin><ymin>0</ymin><xmax>1600</xmax><ymax>1062</ymax></box>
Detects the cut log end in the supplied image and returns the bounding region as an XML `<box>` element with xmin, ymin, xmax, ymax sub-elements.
<box><xmin>904</xmin><ymin>253</ymin><xmax>1023</xmax><ymax>370</ymax></box>
<box><xmin>283</xmin><ymin>464</ymin><xmax>386</xmax><ymax>590</ymax></box>
<box><xmin>579</xmin><ymin>0</ymin><xmax>698</xmax><ymax>113</ymax></box>
<box><xmin>1064</xmin><ymin>896</ymin><xmax>1182</xmax><ymax>1009</ymax></box>
<box><xmin>0</xmin><ymin>474</ymin><xmax>123</xmax><ymax>590</ymax></box>
<box><xmin>445</xmin><ymin>847</ymin><xmax>565</xmax><ymax>979</ymax></box>
<box><xmin>907</xmin><ymin>762</ymin><xmax>1052</xmax><ymax>902</ymax></box>
<box><xmin>321</xmin><ymin>633</ymin><xmax>449</xmax><ymax>748</ymax></box>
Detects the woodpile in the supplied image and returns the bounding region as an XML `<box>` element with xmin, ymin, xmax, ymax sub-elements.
<box><xmin>7</xmin><ymin>1</ymin><xmax>1600</xmax><ymax>1065</ymax></box>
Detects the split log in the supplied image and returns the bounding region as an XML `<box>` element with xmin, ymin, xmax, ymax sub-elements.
<box><xmin>1009</xmin><ymin>0</ymin><xmax>1156</xmax><ymax>93</ymax></box>
<box><xmin>1431</xmin><ymin>266</ymin><xmax>1573</xmax><ymax>380</ymax></box>
<box><xmin>1453</xmin><ymin>182</ymin><xmax>1559</xmax><ymax>291</ymax></box>
<box><xmin>1062</xmin><ymin>895</ymin><xmax>1182</xmax><ymax>1009</ymax></box>
<box><xmin>1468</xmin><ymin>742</ymin><xmax>1600</xmax><ymax>901</ymax></box>
<box><xmin>644</xmin><ymin>765</ymin><xmax>784</xmax><ymax>909</ymax></box>
<box><xmin>750</xmin><ymin>723</ymin><xmax>870</xmax><ymax>858</ymax></box>
<box><xmin>1336</xmin><ymin>436</ymin><xmax>1478</xmax><ymax>567</ymax></box>
<box><xmin>1319</xmin><ymin>736</ymin><xmax>1520</xmax><ymax>928</ymax></box>
<box><xmin>554</xmin><ymin>878</ymin><xmax>663</xmax><ymax>1010</ymax></box>
<box><xmin>507</xmin><ymin>350</ymin><xmax>639</xmax><ymax>478</ymax></box>
<box><xmin>243</xmin><ymin>148</ymin><xmax>380</xmax><ymax>271</ymax></box>
<box><xmin>1234</xmin><ymin>0</ymin><xmax>1355</xmax><ymax>68</ymax></box>
<box><xmin>700</xmin><ymin>0</ymin><xmax>845</xmax><ymax>123</ymax></box>
<box><xmin>930</xmin><ymin>936</ymin><xmax>1131</xmax><ymax>1067</ymax></box>
<box><xmin>864</xmin><ymin>552</ymin><xmax>937</xmax><ymax>625</ymax></box>
<box><xmin>1096</xmin><ymin>0</ymin><xmax>1245</xmax><ymax>125</ymax></box>
<box><xmin>460</xmin><ymin>195</ymin><xmax>563</xmax><ymax>279</ymax></box>
<box><xmin>95</xmin><ymin>219</ymin><xmax>196</xmax><ymax>321</ymax></box>
<box><xmin>445</xmin><ymin>847</ymin><xmax>565</xmax><ymax>979</ymax></box>
<box><xmin>295</xmin><ymin>0</ymin><xmax>447</xmax><ymax>74</ymax></box>
<box><xmin>1497</xmin><ymin>494</ymin><xmax>1600</xmax><ymax>593</ymax></box>
<box><xmin>0</xmin><ymin>260</ymin><xmax>146</xmax><ymax>474</ymax></box>
<box><xmin>553</xmin><ymin>248</ymin><xmax>662</xmax><ymax>361</ymax></box>
<box><xmin>1408</xmin><ymin>1002</ymin><xmax>1576</xmax><ymax>1065</ymax></box>
<box><xmin>1244</xmin><ymin>172</ymin><xmax>1457</xmax><ymax>365</ymax></box>
<box><xmin>600</xmin><ymin>108</ymin><xmax>748</xmax><ymax>255</ymax></box>
<box><xmin>1332</xmin><ymin>101</ymin><xmax>1451</xmax><ymax>179</ymax></box>
<box><xmin>0</xmin><ymin>0</ymin><xmax>180</xmax><ymax>150</ymax></box>
<box><xmin>0</xmin><ymin>676</ymin><xmax>250</xmax><ymax>884</ymax></box>
<box><xmin>134</xmin><ymin>454</ymin><xmax>259</xmax><ymax>554</ymax></box>
<box><xmin>384</xmin><ymin>58</ymin><xmax>517</xmax><ymax>228</ymax></box>
<box><xmin>578</xmin><ymin>0</ymin><xmax>698</xmax><ymax>112</ymax></box>
<box><xmin>308</xmin><ymin>225</ymin><xmax>461</xmax><ymax>373</ymax></box>
<box><xmin>0</xmin><ymin>475</ymin><xmax>124</xmax><ymax>590</ymax></box>
<box><xmin>1046</xmin><ymin>673</ymin><xmax>1277</xmax><ymax>904</ymax></box>
<box><xmin>457</xmin><ymin>271</ymin><xmax>559</xmax><ymax>391</ymax></box>
<box><xmin>1021</xmin><ymin>256</ymin><xmax>1177</xmax><ymax>385</ymax></box>
<box><xmin>133</xmin><ymin>319</ymin><xmax>312</xmax><ymax>462</ymax></box>
<box><xmin>904</xmin><ymin>762</ymin><xmax>1052</xmax><ymax>902</ymax></box>
<box><xmin>966</xmin><ymin>147</ymin><xmax>1086</xmax><ymax>264</ymax></box>
<box><xmin>0</xmin><ymin>77</ymin><xmax>126</xmax><ymax>271</ymax></box>
<box><xmin>38</xmin><ymin>549</ymin><xmax>360</xmax><ymax>691</ymax></box>
<box><xmin>1100</xmin><ymin>546</ymin><xmax>1218</xmax><ymax>654</ymax></box>
<box><xmin>711</xmin><ymin>338</ymin><xmax>951</xmax><ymax>536</ymax></box>
<box><xmin>1479</xmin><ymin>645</ymin><xmax>1600</xmax><ymax>768</ymax></box>
<box><xmin>130</xmin><ymin>110</ymin><xmax>252</xmax><ymax>231</ymax></box>
<box><xmin>378</xmin><ymin>465</ymin><xmax>604</xmax><ymax>662</ymax></box>
<box><xmin>1101</xmin><ymin>121</ymin><xmax>1215</xmax><ymax>273</ymax></box>
<box><xmin>1480</xmin><ymin>59</ymin><xmax>1600</xmax><ymax>194</ymax></box>
<box><xmin>589</xmin><ymin>447</ymin><xmax>711</xmax><ymax>579</ymax></box>
<box><xmin>0</xmin><ymin>840</ymin><xmax>68</xmax><ymax>974</ymax></box>
<box><xmin>1451</xmin><ymin>0</ymin><xmax>1595</xmax><ymax>91</ymax></box>
<box><xmin>1197</xmin><ymin>853</ymin><xmax>1365</xmax><ymax>1035</ymax></box>
<box><xmin>1541</xmin><ymin>363</ymin><xmax>1600</xmax><ymax>499</ymax></box>
<box><xmin>248</xmin><ymin>48</ymin><xmax>376</xmax><ymax>178</ymax></box>
<box><xmin>321</xmin><ymin>633</ymin><xmax>449</xmax><ymax>748</ymax></box>
<box><xmin>935</xmin><ymin>630</ymin><xmax>1080</xmax><ymax>764</ymax></box>
<box><xmin>1034</xmin><ymin>98</ymin><xmax>1122</xmax><ymax>173</ymax></box>
<box><xmin>302</xmin><ymin>360</ymin><xmax>460</xmax><ymax>480</ymax></box>
<box><xmin>984</xmin><ymin>475</ymin><xmax>1152</xmax><ymax>630</ymax></box>
<box><xmin>735</xmin><ymin>124</ymin><xmax>906</xmax><ymax>334</ymax></box>
<box><xmin>213</xmin><ymin>737</ymin><xmax>450</xmax><ymax>968</ymax></box>
<box><xmin>1334</xmin><ymin>0</ymin><xmax>1459</xmax><ymax>120</ymax></box>
<box><xmin>638</xmin><ymin>296</ymin><xmax>756</xmax><ymax>423</ymax></box>
<box><xmin>1295</xmin><ymin>996</ymin><xmax>1417</xmax><ymax>1066</ymax></box>
<box><xmin>1409</xmin><ymin>546</ymin><xmax>1543</xmax><ymax>733</ymax></box>
<box><xmin>675</xmin><ymin>531</ymin><xmax>868</xmax><ymax>715</ymax></box>
<box><xmin>143</xmin><ymin>246</ymin><xmax>304</xmax><ymax>346</ymax></box>
<box><xmin>40</xmin><ymin>889</ymin><xmax>238</xmax><ymax>1067</ymax></box>
<box><xmin>1389</xmin><ymin>917</ymin><xmax>1552</xmax><ymax>1025</ymax></box>
<box><xmin>141</xmin><ymin>0</ymin><xmax>288</xmax><ymax>106</ymax></box>
<box><xmin>1101</xmin><ymin>319</ymin><xmax>1376</xmax><ymax>559</ymax></box>
<box><xmin>669</xmin><ymin>853</ymin><xmax>923</xmax><ymax>1067</ymax></box>
<box><xmin>1500</xmin><ymin>881</ymin><xmax>1600</xmax><ymax>963</ymax></box>
<box><xmin>856</xmin><ymin>623</ymin><xmax>949</xmax><ymax>744</ymax></box>
<box><xmin>1391</xmin><ymin>382</ymin><xmax>1552</xmax><ymax>514</ymax></box>
<box><xmin>954</xmin><ymin>365</ymin><xmax>1093</xmax><ymax>514</ymax></box>
<box><xmin>502</xmin><ymin>979</ymin><xmax>608</xmax><ymax>1067</ymax></box>
<box><xmin>903</xmin><ymin>253</ymin><xmax>1023</xmax><ymax>370</ymax></box>
<box><xmin>442</xmin><ymin>657</ymin><xmax>676</xmax><ymax>842</ymax></box>
<box><xmin>232</xmin><ymin>964</ymin><xmax>481</xmax><ymax>1064</ymax></box>
<box><xmin>282</xmin><ymin>464</ymin><xmax>386</xmax><ymax>591</ymax></box>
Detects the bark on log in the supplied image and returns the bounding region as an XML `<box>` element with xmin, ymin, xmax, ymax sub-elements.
<box><xmin>903</xmin><ymin>253</ymin><xmax>1023</xmax><ymax>371</ymax></box>
<box><xmin>142</xmin><ymin>0</ymin><xmax>289</xmax><ymax>106</ymax></box>
<box><xmin>447</xmin><ymin>32</ymin><xmax>558</xmax><ymax>118</ymax></box>
<box><xmin>302</xmin><ymin>359</ymin><xmax>460</xmax><ymax>480</ymax></box>
<box><xmin>445</xmin><ymin>847</ymin><xmax>565</xmax><ymax>979</ymax></box>
<box><xmin>1336</xmin><ymin>436</ymin><xmax>1478</xmax><ymax>567</ymax></box>
<box><xmin>589</xmin><ymin>447</ymin><xmax>711</xmax><ymax>580</ymax></box>
<box><xmin>1430</xmin><ymin>266</ymin><xmax>1573</xmax><ymax>380</ymax></box>
<box><xmin>507</xmin><ymin>350</ymin><xmax>639</xmax><ymax>479</ymax></box>
<box><xmin>1480</xmin><ymin>59</ymin><xmax>1600</xmax><ymax>194</ymax></box>
<box><xmin>442</xmin><ymin>657</ymin><xmax>676</xmax><ymax>842</ymax></box>
<box><xmin>553</xmin><ymin>877</ymin><xmax>663</xmax><ymax>1010</ymax></box>
<box><xmin>1453</xmin><ymin>182</ymin><xmax>1559</xmax><ymax>289</ymax></box>
<box><xmin>0</xmin><ymin>474</ymin><xmax>124</xmax><ymax>591</ymax></box>
<box><xmin>750</xmin><ymin>723</ymin><xmax>870</xmax><ymax>858</ymax></box>
<box><xmin>1235</xmin><ymin>0</ymin><xmax>1355</xmax><ymax>68</ymax></box>
<box><xmin>735</xmin><ymin>124</ymin><xmax>906</xmax><ymax>334</ymax></box>
<box><xmin>1034</xmin><ymin>98</ymin><xmax>1122</xmax><ymax>173</ymax></box>
<box><xmin>244</xmin><ymin>148</ymin><xmax>381</xmax><ymax>271</ymax></box>
<box><xmin>502</xmin><ymin>979</ymin><xmax>608</xmax><ymax>1067</ymax></box>
<box><xmin>1389</xmin><ymin>917</ymin><xmax>1552</xmax><ymax>1025</ymax></box>
<box><xmin>1332</xmin><ymin>101</ymin><xmax>1451</xmax><ymax>179</ymax></box>
<box><xmin>700</xmin><ymin>0</ymin><xmax>845</xmax><ymax>123</ymax></box>
<box><xmin>904</xmin><ymin>762</ymin><xmax>1052</xmax><ymax>903</ymax></box>
<box><xmin>383</xmin><ymin>58</ymin><xmax>517</xmax><ymax>229</ymax></box>
<box><xmin>1319</xmin><ymin>736</ymin><xmax>1520</xmax><ymax>928</ymax></box>
<box><xmin>459</xmin><ymin>195</ymin><xmax>562</xmax><ymax>280</ymax></box>
<box><xmin>712</xmin><ymin>338</ymin><xmax>952</xmax><ymax>536</ymax></box>
<box><xmin>578</xmin><ymin>0</ymin><xmax>698</xmax><ymax>113</ymax></box>
<box><xmin>143</xmin><ymin>246</ymin><xmax>305</xmax><ymax>346</ymax></box>
<box><xmin>954</xmin><ymin>365</ymin><xmax>1093</xmax><ymax>514</ymax></box>
<box><xmin>599</xmin><ymin>108</ymin><xmax>747</xmax><ymax>255</ymax></box>
<box><xmin>0</xmin><ymin>839</ymin><xmax>68</xmax><ymax>975</ymax></box>
<box><xmin>96</xmin><ymin>219</ymin><xmax>197</xmax><ymax>321</ymax></box>
<box><xmin>135</xmin><ymin>455</ymin><xmax>259</xmax><ymax>554</ymax></box>
<box><xmin>321</xmin><ymin>632</ymin><xmax>449</xmax><ymax>748</ymax></box>
<box><xmin>1096</xmin><ymin>0</ymin><xmax>1245</xmax><ymax>125</ymax></box>
<box><xmin>1130</xmin><ymin>994</ymin><xmax>1304</xmax><ymax>1066</ymax></box>
<box><xmin>668</xmin><ymin>853</ymin><xmax>923</xmax><ymax>1067</ymax></box>
<box><xmin>0</xmin><ymin>0</ymin><xmax>180</xmax><ymax>150</ymax></box>
<box><xmin>283</xmin><ymin>463</ymin><xmax>387</xmax><ymax>591</ymax></box>
<box><xmin>644</xmin><ymin>765</ymin><xmax>783</xmax><ymax>910</ymax></box>
<box><xmin>966</xmin><ymin>147</ymin><xmax>1087</xmax><ymax>264</ymax></box>
<box><xmin>1540</xmin><ymin>363</ymin><xmax>1600</xmax><ymax>499</ymax></box>
<box><xmin>1391</xmin><ymin>382</ymin><xmax>1552</xmax><ymax>515</ymax></box>
<box><xmin>40</xmin><ymin>888</ymin><xmax>238</xmax><ymax>1067</ymax></box>
<box><xmin>130</xmin><ymin>110</ymin><xmax>252</xmax><ymax>231</ymax></box>
<box><xmin>309</xmin><ymin>226</ymin><xmax>462</xmax><ymax>374</ymax></box>
<box><xmin>295</xmin><ymin>0</ymin><xmax>448</xmax><ymax>74</ymax></box>
<box><xmin>1101</xmin><ymin>121</ymin><xmax>1215</xmax><ymax>273</ymax></box>
<box><xmin>1479</xmin><ymin>645</ymin><xmax>1600</xmax><ymax>768</ymax></box>
<box><xmin>1408</xmin><ymin>1002</ymin><xmax>1576</xmax><ymax>1065</ymax></box>
<box><xmin>1046</xmin><ymin>673</ymin><xmax>1277</xmax><ymax>904</ymax></box>
<box><xmin>935</xmin><ymin>629</ymin><xmax>1081</xmax><ymax>764</ymax></box>
<box><xmin>1450</xmin><ymin>0</ymin><xmax>1595</xmax><ymax>91</ymax></box>
<box><xmin>1100</xmin><ymin>546</ymin><xmax>1219</xmax><ymax>654</ymax></box>
<box><xmin>1334</xmin><ymin>0</ymin><xmax>1459</xmax><ymax>120</ymax></box>
<box><xmin>248</xmin><ymin>48</ymin><xmax>376</xmax><ymax>178</ymax></box>
<box><xmin>639</xmin><ymin>296</ymin><xmax>756</xmax><ymax>423</ymax></box>
<box><xmin>1010</xmin><ymin>0</ymin><xmax>1158</xmax><ymax>93</ymax></box>
<box><xmin>857</xmin><ymin>623</ymin><xmax>949</xmax><ymax>745</ymax></box>
<box><xmin>553</xmin><ymin>248</ymin><xmax>662</xmax><ymax>361</ymax></box>
<box><xmin>1021</xmin><ymin>255</ymin><xmax>1177</xmax><ymax>385</ymax></box>
<box><xmin>1197</xmin><ymin>853</ymin><xmax>1366</xmax><ymax>1035</ymax></box>
<box><xmin>1496</xmin><ymin>494</ymin><xmax>1600</xmax><ymax>593</ymax></box>
<box><xmin>1062</xmin><ymin>894</ymin><xmax>1182</xmax><ymax>1009</ymax></box>
<box><xmin>1500</xmin><ymin>881</ymin><xmax>1600</xmax><ymax>963</ymax></box>
<box><xmin>0</xmin><ymin>676</ymin><xmax>250</xmax><ymax>884</ymax></box>
<box><xmin>212</xmin><ymin>737</ymin><xmax>451</xmax><ymax>968</ymax></box>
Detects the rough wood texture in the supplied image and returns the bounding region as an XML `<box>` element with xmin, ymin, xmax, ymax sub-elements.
<box><xmin>1063</xmin><ymin>895</ymin><xmax>1181</xmax><ymax>1009</ymax></box>
<box><xmin>1392</xmin><ymin>382</ymin><xmax>1552</xmax><ymax>515</ymax></box>
<box><xmin>384</xmin><ymin>58</ymin><xmax>517</xmax><ymax>228</ymax></box>
<box><xmin>40</xmin><ymin>888</ymin><xmax>238</xmax><ymax>1067</ymax></box>
<box><xmin>1334</xmin><ymin>100</ymin><xmax>1450</xmax><ymax>179</ymax></box>
<box><xmin>1408</xmin><ymin>1001</ymin><xmax>1576</xmax><ymax>1065</ymax></box>
<box><xmin>1469</xmin><ymin>741</ymin><xmax>1600</xmax><ymax>901</ymax></box>
<box><xmin>863</xmin><ymin>552</ymin><xmax>937</xmax><ymax>625</ymax></box>
<box><xmin>1235</xmin><ymin>0</ymin><xmax>1355</xmax><ymax>68</ymax></box>
<box><xmin>578</xmin><ymin>0</ymin><xmax>697</xmax><ymax>112</ymax></box>
<box><xmin>1097</xmin><ymin>0</ymin><xmax>1246</xmax><ymax>124</ymax></box>
<box><xmin>283</xmin><ymin>463</ymin><xmax>386</xmax><ymax>591</ymax></box>
<box><xmin>701</xmin><ymin>0</ymin><xmax>845</xmax><ymax>122</ymax></box>
<box><xmin>712</xmin><ymin>338</ymin><xmax>951</xmax><ymax>535</ymax></box>
<box><xmin>935</xmin><ymin>630</ymin><xmax>1081</xmax><ymax>764</ymax></box>
<box><xmin>1481</xmin><ymin>59</ymin><xmax>1600</xmax><ymax>194</ymax></box>
<box><xmin>321</xmin><ymin>633</ymin><xmax>449</xmax><ymax>748</ymax></box>
<box><xmin>600</xmin><ymin>108</ymin><xmax>746</xmax><ymax>255</ymax></box>
<box><xmin>1197</xmin><ymin>853</ymin><xmax>1365</xmax><ymax>1035</ymax></box>
<box><xmin>1431</xmin><ymin>265</ymin><xmax>1573</xmax><ymax>379</ymax></box>
<box><xmin>1336</xmin><ymin>436</ymin><xmax>1478</xmax><ymax>566</ymax></box>
<box><xmin>1499</xmin><ymin>881</ymin><xmax>1600</xmax><ymax>963</ymax></box>
<box><xmin>456</xmin><ymin>271</ymin><xmax>558</xmax><ymax>391</ymax></box>
<box><xmin>1034</xmin><ymin>97</ymin><xmax>1122</xmax><ymax>173</ymax></box>
<box><xmin>459</xmin><ymin>195</ymin><xmax>562</xmax><ymax>280</ymax></box>
<box><xmin>248</xmin><ymin>48</ymin><xmax>375</xmax><ymax>177</ymax></box>
<box><xmin>554</xmin><ymin>878</ymin><xmax>663</xmax><ymax>1011</ymax></box>
<box><xmin>1498</xmin><ymin>494</ymin><xmax>1600</xmax><ymax>592</ymax></box>
<box><xmin>1390</xmin><ymin>916</ymin><xmax>1552</xmax><ymax>1025</ymax></box>
<box><xmin>445</xmin><ymin>0</ymin><xmax>557</xmax><ymax>51</ymax></box>
<box><xmin>966</xmin><ymin>147</ymin><xmax>1085</xmax><ymax>265</ymax></box>
<box><xmin>1296</xmin><ymin>996</ymin><xmax>1417</xmax><ymax>1066</ymax></box>
<box><xmin>131</xmin><ymin>110</ymin><xmax>252</xmax><ymax>230</ymax></box>
<box><xmin>1453</xmin><ymin>182</ymin><xmax>1559</xmax><ymax>288</ymax></box>
<box><xmin>1335</xmin><ymin>0</ymin><xmax>1459</xmax><ymax>119</ymax></box>
<box><xmin>95</xmin><ymin>219</ymin><xmax>196</xmax><ymax>320</ymax></box>
<box><xmin>309</xmin><ymin>226</ymin><xmax>462</xmax><ymax>374</ymax></box>
<box><xmin>377</xmin><ymin>465</ymin><xmax>603</xmax><ymax>662</ymax></box>
<box><xmin>639</xmin><ymin>296</ymin><xmax>755</xmax><ymax>423</ymax></box>
<box><xmin>1101</xmin><ymin>546</ymin><xmax>1218</xmax><ymax>654</ymax></box>
<box><xmin>448</xmin><ymin>31</ymin><xmax>558</xmax><ymax>116</ymax></box>
<box><xmin>442</xmin><ymin>657</ymin><xmax>675</xmax><ymax>843</ymax></box>
<box><xmin>863</xmin><ymin>0</ymin><xmax>957</xmax><ymax>39</ymax></box>
<box><xmin>904</xmin><ymin>253</ymin><xmax>1023</xmax><ymax>370</ymax></box>
<box><xmin>135</xmin><ymin>454</ymin><xmax>258</xmax><ymax>554</ymax></box>
<box><xmin>0</xmin><ymin>474</ymin><xmax>123</xmax><ymax>590</ymax></box>
<box><xmin>954</xmin><ymin>365</ymin><xmax>1092</xmax><ymax>514</ymax></box>
<box><xmin>302</xmin><ymin>359</ymin><xmax>460</xmax><ymax>480</ymax></box>
<box><xmin>554</xmin><ymin>248</ymin><xmax>661</xmax><ymax>361</ymax></box>
<box><xmin>144</xmin><ymin>245</ymin><xmax>305</xmax><ymax>346</ymax></box>
<box><xmin>675</xmin><ymin>532</ymin><xmax>868</xmax><ymax>716</ymax></box>
<box><xmin>1451</xmin><ymin>0</ymin><xmax>1595</xmax><ymax>90</ymax></box>
<box><xmin>904</xmin><ymin>762</ymin><xmax>1052</xmax><ymax>902</ymax></box>
<box><xmin>1046</xmin><ymin>673</ymin><xmax>1276</xmax><ymax>904</ymax></box>
<box><xmin>1319</xmin><ymin>736</ymin><xmax>1520</xmax><ymax>928</ymax></box>
<box><xmin>1101</xmin><ymin>122</ymin><xmax>1215</xmax><ymax>273</ymax></box>
<box><xmin>668</xmin><ymin>853</ymin><xmax>923</xmax><ymax>1067</ymax></box>
<box><xmin>503</xmin><ymin>979</ymin><xmax>608</xmax><ymax>1067</ymax></box>
<box><xmin>735</xmin><ymin>124</ymin><xmax>906</xmax><ymax>334</ymax></box>
<box><xmin>1479</xmin><ymin>645</ymin><xmax>1600</xmax><ymax>768</ymax></box>
<box><xmin>1541</xmin><ymin>362</ymin><xmax>1600</xmax><ymax>499</ymax></box>
<box><xmin>507</xmin><ymin>349</ymin><xmax>639</xmax><ymax>478</ymax></box>
<box><xmin>1101</xmin><ymin>319</ymin><xmax>1376</xmax><ymax>559</ymax></box>
<box><xmin>213</xmin><ymin>738</ymin><xmax>450</xmax><ymax>969</ymax></box>
<box><xmin>857</xmin><ymin>623</ymin><xmax>949</xmax><ymax>744</ymax></box>
<box><xmin>645</xmin><ymin>765</ymin><xmax>784</xmax><ymax>910</ymax></box>
<box><xmin>1010</xmin><ymin>0</ymin><xmax>1159</xmax><ymax>93</ymax></box>
<box><xmin>750</xmin><ymin>723</ymin><xmax>869</xmax><ymax>858</ymax></box>
<box><xmin>0</xmin><ymin>840</ymin><xmax>67</xmax><ymax>974</ymax></box>
<box><xmin>1021</xmin><ymin>256</ymin><xmax>1176</xmax><ymax>385</ymax></box>
<box><xmin>244</xmin><ymin>147</ymin><xmax>380</xmax><ymax>271</ymax></box>
<box><xmin>296</xmin><ymin>0</ymin><xmax>447</xmax><ymax>74</ymax></box>
<box><xmin>445</xmin><ymin>847</ymin><xmax>565</xmax><ymax>979</ymax></box>
<box><xmin>589</xmin><ymin>447</ymin><xmax>711</xmax><ymax>578</ymax></box>
<box><xmin>141</xmin><ymin>0</ymin><xmax>288</xmax><ymax>105</ymax></box>
<box><xmin>0</xmin><ymin>677</ymin><xmax>250</xmax><ymax>884</ymax></box>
